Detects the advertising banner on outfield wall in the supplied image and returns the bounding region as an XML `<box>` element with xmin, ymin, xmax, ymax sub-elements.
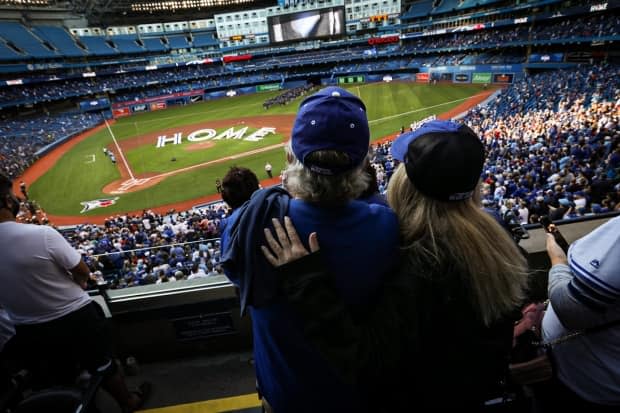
<box><xmin>493</xmin><ymin>73</ymin><xmax>514</xmax><ymax>84</ymax></box>
<box><xmin>131</xmin><ymin>104</ymin><xmax>149</xmax><ymax>113</ymax></box>
<box><xmin>256</xmin><ymin>83</ymin><xmax>281</xmax><ymax>92</ymax></box>
<box><xmin>415</xmin><ymin>73</ymin><xmax>430</xmax><ymax>83</ymax></box>
<box><xmin>150</xmin><ymin>102</ymin><xmax>167</xmax><ymax>111</ymax></box>
<box><xmin>472</xmin><ymin>73</ymin><xmax>492</xmax><ymax>83</ymax></box>
<box><xmin>529</xmin><ymin>53</ymin><xmax>564</xmax><ymax>63</ymax></box>
<box><xmin>111</xmin><ymin>90</ymin><xmax>205</xmax><ymax>110</ymax></box>
<box><xmin>113</xmin><ymin>107</ymin><xmax>131</xmax><ymax>118</ymax></box>
<box><xmin>453</xmin><ymin>73</ymin><xmax>471</xmax><ymax>83</ymax></box>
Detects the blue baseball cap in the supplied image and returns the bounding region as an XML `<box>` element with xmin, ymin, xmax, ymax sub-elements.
<box><xmin>291</xmin><ymin>87</ymin><xmax>370</xmax><ymax>175</ymax></box>
<box><xmin>391</xmin><ymin>120</ymin><xmax>485</xmax><ymax>201</ymax></box>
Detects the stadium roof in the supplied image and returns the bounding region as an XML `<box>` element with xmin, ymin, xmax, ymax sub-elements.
<box><xmin>1</xmin><ymin>0</ymin><xmax>276</xmax><ymax>26</ymax></box>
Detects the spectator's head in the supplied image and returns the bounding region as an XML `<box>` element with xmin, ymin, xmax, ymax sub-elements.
<box><xmin>387</xmin><ymin>120</ymin><xmax>528</xmax><ymax>325</ymax></box>
<box><xmin>0</xmin><ymin>173</ymin><xmax>19</xmax><ymax>218</ymax></box>
<box><xmin>359</xmin><ymin>160</ymin><xmax>380</xmax><ymax>199</ymax></box>
<box><xmin>221</xmin><ymin>167</ymin><xmax>260</xmax><ymax>210</ymax></box>
<box><xmin>285</xmin><ymin>87</ymin><xmax>370</xmax><ymax>206</ymax></box>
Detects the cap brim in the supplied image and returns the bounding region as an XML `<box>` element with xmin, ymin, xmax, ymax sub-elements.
<box><xmin>392</xmin><ymin>131</ymin><xmax>417</xmax><ymax>162</ymax></box>
<box><xmin>392</xmin><ymin>120</ymin><xmax>463</xmax><ymax>162</ymax></box>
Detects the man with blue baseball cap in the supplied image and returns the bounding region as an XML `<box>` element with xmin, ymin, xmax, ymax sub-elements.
<box><xmin>221</xmin><ymin>86</ymin><xmax>398</xmax><ymax>412</ymax></box>
<box><xmin>540</xmin><ymin>215</ymin><xmax>620</xmax><ymax>410</ymax></box>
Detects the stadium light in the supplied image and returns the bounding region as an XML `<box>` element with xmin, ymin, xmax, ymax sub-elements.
<box><xmin>130</xmin><ymin>0</ymin><xmax>254</xmax><ymax>12</ymax></box>
<box><xmin>1</xmin><ymin>0</ymin><xmax>49</xmax><ymax>5</ymax></box>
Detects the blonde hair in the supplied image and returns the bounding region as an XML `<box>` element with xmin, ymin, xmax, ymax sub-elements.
<box><xmin>387</xmin><ymin>164</ymin><xmax>528</xmax><ymax>326</ymax></box>
<box><xmin>284</xmin><ymin>142</ymin><xmax>370</xmax><ymax>207</ymax></box>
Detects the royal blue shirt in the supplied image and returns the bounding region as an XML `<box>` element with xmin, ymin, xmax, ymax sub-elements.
<box><xmin>223</xmin><ymin>197</ymin><xmax>399</xmax><ymax>412</ymax></box>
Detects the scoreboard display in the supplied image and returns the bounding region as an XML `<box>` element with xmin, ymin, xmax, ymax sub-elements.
<box><xmin>369</xmin><ymin>14</ymin><xmax>389</xmax><ymax>23</ymax></box>
<box><xmin>338</xmin><ymin>75</ymin><xmax>365</xmax><ymax>84</ymax></box>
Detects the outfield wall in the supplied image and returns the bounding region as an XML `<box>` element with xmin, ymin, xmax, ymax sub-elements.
<box><xmin>111</xmin><ymin>64</ymin><xmax>526</xmax><ymax>119</ymax></box>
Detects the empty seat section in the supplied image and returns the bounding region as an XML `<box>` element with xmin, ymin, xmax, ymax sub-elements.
<box><xmin>431</xmin><ymin>0</ymin><xmax>459</xmax><ymax>15</ymax></box>
<box><xmin>31</xmin><ymin>26</ymin><xmax>84</xmax><ymax>57</ymax></box>
<box><xmin>0</xmin><ymin>22</ymin><xmax>57</xmax><ymax>58</ymax></box>
<box><xmin>458</xmin><ymin>0</ymin><xmax>502</xmax><ymax>9</ymax></box>
<box><xmin>0</xmin><ymin>41</ymin><xmax>23</xmax><ymax>60</ymax></box>
<box><xmin>402</xmin><ymin>0</ymin><xmax>434</xmax><ymax>19</ymax></box>
<box><xmin>191</xmin><ymin>33</ymin><xmax>218</xmax><ymax>47</ymax></box>
<box><xmin>111</xmin><ymin>35</ymin><xmax>146</xmax><ymax>54</ymax></box>
<box><xmin>142</xmin><ymin>37</ymin><xmax>168</xmax><ymax>52</ymax></box>
<box><xmin>79</xmin><ymin>36</ymin><xmax>119</xmax><ymax>56</ymax></box>
<box><xmin>167</xmin><ymin>35</ymin><xmax>191</xmax><ymax>49</ymax></box>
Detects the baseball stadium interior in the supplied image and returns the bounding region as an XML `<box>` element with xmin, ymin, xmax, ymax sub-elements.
<box><xmin>0</xmin><ymin>0</ymin><xmax>619</xmax><ymax>411</ymax></box>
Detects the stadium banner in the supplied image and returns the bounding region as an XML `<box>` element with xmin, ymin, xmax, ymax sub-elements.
<box><xmin>415</xmin><ymin>73</ymin><xmax>430</xmax><ymax>83</ymax></box>
<box><xmin>437</xmin><ymin>73</ymin><xmax>453</xmax><ymax>81</ymax></box>
<box><xmin>222</xmin><ymin>54</ymin><xmax>252</xmax><ymax>63</ymax></box>
<box><xmin>150</xmin><ymin>102</ymin><xmax>167</xmax><ymax>111</ymax></box>
<box><xmin>367</xmin><ymin>35</ymin><xmax>399</xmax><ymax>45</ymax></box>
<box><xmin>189</xmin><ymin>95</ymin><xmax>203</xmax><ymax>103</ymax></box>
<box><xmin>256</xmin><ymin>83</ymin><xmax>282</xmax><ymax>92</ymax></box>
<box><xmin>472</xmin><ymin>73</ymin><xmax>492</xmax><ymax>83</ymax></box>
<box><xmin>529</xmin><ymin>53</ymin><xmax>564</xmax><ymax>63</ymax></box>
<box><xmin>338</xmin><ymin>75</ymin><xmax>365</xmax><ymax>84</ymax></box>
<box><xmin>79</xmin><ymin>97</ymin><xmax>111</xmax><ymax>112</ymax></box>
<box><xmin>453</xmin><ymin>73</ymin><xmax>471</xmax><ymax>83</ymax></box>
<box><xmin>131</xmin><ymin>104</ymin><xmax>149</xmax><ymax>113</ymax></box>
<box><xmin>493</xmin><ymin>73</ymin><xmax>514</xmax><ymax>84</ymax></box>
<box><xmin>111</xmin><ymin>90</ymin><xmax>205</xmax><ymax>109</ymax></box>
<box><xmin>165</xmin><ymin>98</ymin><xmax>188</xmax><ymax>107</ymax></box>
<box><xmin>113</xmin><ymin>107</ymin><xmax>131</xmax><ymax>118</ymax></box>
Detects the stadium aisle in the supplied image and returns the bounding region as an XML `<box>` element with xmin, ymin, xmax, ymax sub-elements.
<box><xmin>96</xmin><ymin>351</ymin><xmax>261</xmax><ymax>412</ymax></box>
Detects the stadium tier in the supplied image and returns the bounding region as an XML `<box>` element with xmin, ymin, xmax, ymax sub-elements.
<box><xmin>0</xmin><ymin>0</ymin><xmax>619</xmax><ymax>411</ymax></box>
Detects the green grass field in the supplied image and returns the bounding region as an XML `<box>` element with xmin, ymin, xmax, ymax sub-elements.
<box><xmin>30</xmin><ymin>82</ymin><xmax>487</xmax><ymax>216</ymax></box>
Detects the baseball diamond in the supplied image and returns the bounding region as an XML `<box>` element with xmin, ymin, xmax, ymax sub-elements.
<box><xmin>26</xmin><ymin>82</ymin><xmax>492</xmax><ymax>224</ymax></box>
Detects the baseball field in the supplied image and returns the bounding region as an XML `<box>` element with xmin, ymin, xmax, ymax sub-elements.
<box><xmin>27</xmin><ymin>82</ymin><xmax>493</xmax><ymax>222</ymax></box>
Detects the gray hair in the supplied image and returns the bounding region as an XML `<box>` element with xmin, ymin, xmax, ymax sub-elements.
<box><xmin>284</xmin><ymin>142</ymin><xmax>370</xmax><ymax>206</ymax></box>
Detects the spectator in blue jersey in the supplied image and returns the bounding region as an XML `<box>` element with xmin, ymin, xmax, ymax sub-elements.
<box><xmin>221</xmin><ymin>86</ymin><xmax>399</xmax><ymax>413</ymax></box>
<box><xmin>538</xmin><ymin>216</ymin><xmax>620</xmax><ymax>411</ymax></box>
<box><xmin>261</xmin><ymin>120</ymin><xmax>529</xmax><ymax>411</ymax></box>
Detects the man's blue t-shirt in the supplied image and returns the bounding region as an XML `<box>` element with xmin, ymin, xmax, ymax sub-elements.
<box><xmin>222</xmin><ymin>198</ymin><xmax>399</xmax><ymax>412</ymax></box>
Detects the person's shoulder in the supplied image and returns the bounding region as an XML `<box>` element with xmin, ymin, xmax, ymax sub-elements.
<box><xmin>350</xmin><ymin>200</ymin><xmax>398</xmax><ymax>223</ymax></box>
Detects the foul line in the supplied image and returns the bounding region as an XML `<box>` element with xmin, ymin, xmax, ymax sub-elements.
<box><xmin>369</xmin><ymin>92</ymin><xmax>486</xmax><ymax>124</ymax></box>
<box><xmin>104</xmin><ymin>116</ymin><xmax>135</xmax><ymax>180</ymax></box>
<box><xmin>148</xmin><ymin>143</ymin><xmax>286</xmax><ymax>181</ymax></box>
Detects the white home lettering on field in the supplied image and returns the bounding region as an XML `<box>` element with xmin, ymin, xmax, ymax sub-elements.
<box><xmin>155</xmin><ymin>126</ymin><xmax>277</xmax><ymax>148</ymax></box>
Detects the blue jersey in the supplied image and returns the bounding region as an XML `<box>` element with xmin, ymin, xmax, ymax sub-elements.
<box><xmin>223</xmin><ymin>198</ymin><xmax>399</xmax><ymax>411</ymax></box>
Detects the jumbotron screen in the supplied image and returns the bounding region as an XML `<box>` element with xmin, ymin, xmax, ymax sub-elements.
<box><xmin>268</xmin><ymin>7</ymin><xmax>345</xmax><ymax>44</ymax></box>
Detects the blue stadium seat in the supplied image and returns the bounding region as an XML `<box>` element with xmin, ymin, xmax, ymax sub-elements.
<box><xmin>142</xmin><ymin>37</ymin><xmax>168</xmax><ymax>52</ymax></box>
<box><xmin>110</xmin><ymin>35</ymin><xmax>146</xmax><ymax>54</ymax></box>
<box><xmin>432</xmin><ymin>0</ymin><xmax>460</xmax><ymax>15</ymax></box>
<box><xmin>457</xmin><ymin>0</ymin><xmax>502</xmax><ymax>9</ymax></box>
<box><xmin>167</xmin><ymin>35</ymin><xmax>191</xmax><ymax>49</ymax></box>
<box><xmin>79</xmin><ymin>36</ymin><xmax>119</xmax><ymax>56</ymax></box>
<box><xmin>31</xmin><ymin>26</ymin><xmax>85</xmax><ymax>57</ymax></box>
<box><xmin>401</xmin><ymin>0</ymin><xmax>434</xmax><ymax>19</ymax></box>
<box><xmin>0</xmin><ymin>22</ymin><xmax>57</xmax><ymax>58</ymax></box>
<box><xmin>191</xmin><ymin>33</ymin><xmax>218</xmax><ymax>47</ymax></box>
<box><xmin>0</xmin><ymin>41</ymin><xmax>23</xmax><ymax>60</ymax></box>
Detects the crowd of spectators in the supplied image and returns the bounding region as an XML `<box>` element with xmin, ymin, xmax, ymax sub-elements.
<box><xmin>0</xmin><ymin>112</ymin><xmax>103</xmax><ymax>179</ymax></box>
<box><xmin>368</xmin><ymin>64</ymin><xmax>620</xmax><ymax>227</ymax></box>
<box><xmin>49</xmin><ymin>206</ymin><xmax>230</xmax><ymax>289</ymax></box>
<box><xmin>6</xmin><ymin>63</ymin><xmax>620</xmax><ymax>291</ymax></box>
<box><xmin>262</xmin><ymin>84</ymin><xmax>315</xmax><ymax>109</ymax></box>
<box><xmin>0</xmin><ymin>12</ymin><xmax>615</xmax><ymax>109</ymax></box>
